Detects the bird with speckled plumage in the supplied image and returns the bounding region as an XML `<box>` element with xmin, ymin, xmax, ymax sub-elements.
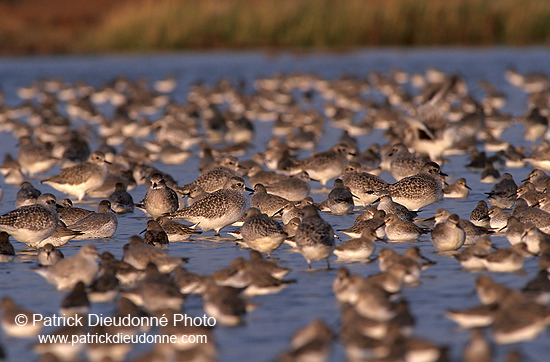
<box><xmin>388</xmin><ymin>162</ymin><xmax>446</xmax><ymax>211</ymax></box>
<box><xmin>166</xmin><ymin>176</ymin><xmax>250</xmax><ymax>236</ymax></box>
<box><xmin>294</xmin><ymin>205</ymin><xmax>335</xmax><ymax>269</ymax></box>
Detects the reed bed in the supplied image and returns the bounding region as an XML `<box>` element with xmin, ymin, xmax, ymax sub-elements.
<box><xmin>84</xmin><ymin>0</ymin><xmax>550</xmax><ymax>51</ymax></box>
<box><xmin>2</xmin><ymin>0</ymin><xmax>550</xmax><ymax>54</ymax></box>
<box><xmin>0</xmin><ymin>0</ymin><xmax>132</xmax><ymax>54</ymax></box>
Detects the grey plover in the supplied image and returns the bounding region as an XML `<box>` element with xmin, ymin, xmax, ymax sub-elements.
<box><xmin>294</xmin><ymin>205</ymin><xmax>335</xmax><ymax>269</ymax></box>
<box><xmin>2</xmin><ymin>165</ymin><xmax>24</xmax><ymax>186</ymax></box>
<box><xmin>375</xmin><ymin>189</ymin><xmax>416</xmax><ymax>221</ymax></box>
<box><xmin>265</xmin><ymin>171</ymin><xmax>311</xmax><ymax>202</ymax></box>
<box><xmin>317</xmin><ymin>178</ymin><xmax>354</xmax><ymax>215</ymax></box>
<box><xmin>158</xmin><ymin>143</ymin><xmax>192</xmax><ymax>165</ymax></box>
<box><xmin>521</xmin><ymin>225</ymin><xmax>550</xmax><ymax>255</ymax></box>
<box><xmin>139</xmin><ymin>172</ymin><xmax>179</xmax><ymax>219</ymax></box>
<box><xmin>0</xmin><ymin>232</ymin><xmax>15</xmax><ymax>262</ymax></box>
<box><xmin>482</xmin><ymin>243</ymin><xmax>532</xmax><ymax>273</ymax></box>
<box><xmin>445</xmin><ymin>304</ymin><xmax>497</xmax><ymax>329</ymax></box>
<box><xmin>99</xmin><ymin>252</ymin><xmax>144</xmax><ymax>287</ymax></box>
<box><xmin>15</xmin><ymin>181</ymin><xmax>41</xmax><ymax>207</ymax></box>
<box><xmin>141</xmin><ymin>219</ymin><xmax>169</xmax><ymax>248</ymax></box>
<box><xmin>189</xmin><ymin>155</ymin><xmax>242</xmax><ymax>193</ymax></box>
<box><xmin>503</xmin><ymin>216</ymin><xmax>528</xmax><ymax>245</ymax></box>
<box><xmin>334</xmin><ymin>228</ymin><xmax>377</xmax><ymax>262</ymax></box>
<box><xmin>341</xmin><ymin>162</ymin><xmax>389</xmax><ymax>206</ymax></box>
<box><xmin>443</xmin><ymin>177</ymin><xmax>471</xmax><ymax>198</ymax></box>
<box><xmin>17</xmin><ymin>135</ymin><xmax>58</xmax><ymax>176</ymax></box>
<box><xmin>41</xmin><ymin>150</ymin><xmax>110</xmax><ymax>201</ymax></box>
<box><xmin>366</xmin><ymin>264</ymin><xmax>408</xmax><ymax>294</ymax></box>
<box><xmin>387</xmin><ymin>143</ymin><xmax>426</xmax><ymax>181</ymax></box>
<box><xmin>480</xmin><ymin>161</ymin><xmax>500</xmax><ymax>184</ymax></box>
<box><xmin>120</xmin><ymin>263</ymin><xmax>185</xmax><ymax>313</ymax></box>
<box><xmin>0</xmin><ymin>153</ymin><xmax>24</xmax><ymax>186</ymax></box>
<box><xmin>0</xmin><ymin>193</ymin><xmax>58</xmax><ymax>247</ymax></box>
<box><xmin>352</xmin><ymin>281</ymin><xmax>397</xmax><ymax>322</ymax></box>
<box><xmin>431</xmin><ymin>214</ymin><xmax>465</xmax><ymax>251</ymax></box>
<box><xmin>154</xmin><ymin>74</ymin><xmax>177</xmax><ymax>93</ymax></box>
<box><xmin>236</xmin><ymin>261</ymin><xmax>295</xmax><ymax>297</ymax></box>
<box><xmin>108</xmin><ymin>182</ymin><xmax>134</xmax><ymax>214</ymax></box>
<box><xmin>332</xmin><ymin>267</ymin><xmax>369</xmax><ymax>304</ymax></box>
<box><xmin>282</xmin><ymin>217</ymin><xmax>300</xmax><ymax>239</ymax></box>
<box><xmin>60</xmin><ymin>281</ymin><xmax>90</xmax><ymax>316</ymax></box>
<box><xmin>511</xmin><ymin>198</ymin><xmax>550</xmax><ymax>233</ymax></box>
<box><xmin>384</xmin><ymin>214</ymin><xmax>428</xmax><ymax>241</ymax></box>
<box><xmin>38</xmin><ymin>222</ymin><xmax>83</xmax><ymax>248</ymax></box>
<box><xmin>173</xmin><ymin>183</ymin><xmax>209</xmax><ymax>207</ymax></box>
<box><xmin>56</xmin><ymin>198</ymin><xmax>94</xmax><ymax>225</ymax></box>
<box><xmin>247</xmin><ymin>164</ymin><xmax>287</xmax><ymax>187</ymax></box>
<box><xmin>503</xmin><ymin>144</ymin><xmax>526</xmax><ymax>168</ymax></box>
<box><xmin>201</xmin><ymin>280</ymin><xmax>248</xmax><ymax>326</ymax></box>
<box><xmin>122</xmin><ymin>235</ymin><xmax>187</xmax><ymax>273</ymax></box>
<box><xmin>537</xmin><ymin>195</ymin><xmax>550</xmax><ymax>213</ymax></box>
<box><xmin>67</xmin><ymin>200</ymin><xmax>118</xmax><ymax>240</ymax></box>
<box><xmin>516</xmin><ymin>181</ymin><xmax>543</xmax><ymax>206</ymax></box>
<box><xmin>338</xmin><ymin>208</ymin><xmax>386</xmax><ymax>239</ymax></box>
<box><xmin>213</xmin><ymin>257</ymin><xmax>251</xmax><ymax>288</ymax></box>
<box><xmin>299</xmin><ymin>143</ymin><xmax>356</xmax><ymax>187</ymax></box>
<box><xmin>281</xmin><ymin>201</ymin><xmax>303</xmax><ymax>225</ymax></box>
<box><xmin>155</xmin><ymin>216</ymin><xmax>202</xmax><ymax>242</ymax></box>
<box><xmin>248</xmin><ymin>250</ymin><xmax>291</xmax><ymax>279</ymax></box>
<box><xmin>492</xmin><ymin>296</ymin><xmax>550</xmax><ymax>344</ymax></box>
<box><xmin>522</xmin><ymin>269</ymin><xmax>550</xmax><ymax>304</ymax></box>
<box><xmin>1</xmin><ymin>297</ymin><xmax>43</xmax><ymax>338</ymax></box>
<box><xmin>37</xmin><ymin>243</ymin><xmax>64</xmax><ymax>266</ymax></box>
<box><xmin>388</xmin><ymin>162</ymin><xmax>446</xmax><ymax>211</ymax></box>
<box><xmin>250</xmin><ymin>183</ymin><xmax>289</xmax><ymax>217</ymax></box>
<box><xmin>485</xmin><ymin>173</ymin><xmax>517</xmax><ymax>209</ymax></box>
<box><xmin>477</xmin><ymin>278</ymin><xmax>515</xmax><ymax>310</ymax></box>
<box><xmin>470</xmin><ymin>200</ymin><xmax>490</xmax><ymax>228</ymax></box>
<box><xmin>166</xmin><ymin>176</ymin><xmax>250</xmax><ymax>235</ymax></box>
<box><xmin>487</xmin><ymin>205</ymin><xmax>509</xmax><ymax>229</ymax></box>
<box><xmin>276</xmin><ymin>319</ymin><xmax>333</xmax><ymax>362</ymax></box>
<box><xmin>239</xmin><ymin>208</ymin><xmax>286</xmax><ymax>257</ymax></box>
<box><xmin>455</xmin><ymin>236</ymin><xmax>493</xmax><ymax>270</ymax></box>
<box><xmin>522</xmin><ymin>168</ymin><xmax>550</xmax><ymax>192</ymax></box>
<box><xmin>33</xmin><ymin>244</ymin><xmax>99</xmax><ymax>290</ymax></box>
<box><xmin>173</xmin><ymin>266</ymin><xmax>209</xmax><ymax>295</ymax></box>
<box><xmin>87</xmin><ymin>265</ymin><xmax>120</xmax><ymax>303</ymax></box>
<box><xmin>434</xmin><ymin>208</ymin><xmax>490</xmax><ymax>245</ymax></box>
<box><xmin>524</xmin><ymin>141</ymin><xmax>550</xmax><ymax>171</ymax></box>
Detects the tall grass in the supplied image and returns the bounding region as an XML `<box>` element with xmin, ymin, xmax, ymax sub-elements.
<box><xmin>83</xmin><ymin>0</ymin><xmax>550</xmax><ymax>52</ymax></box>
<box><xmin>0</xmin><ymin>0</ymin><xmax>133</xmax><ymax>54</ymax></box>
<box><xmin>2</xmin><ymin>0</ymin><xmax>550</xmax><ymax>54</ymax></box>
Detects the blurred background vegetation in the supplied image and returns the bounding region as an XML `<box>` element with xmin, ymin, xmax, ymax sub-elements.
<box><xmin>2</xmin><ymin>0</ymin><xmax>550</xmax><ymax>55</ymax></box>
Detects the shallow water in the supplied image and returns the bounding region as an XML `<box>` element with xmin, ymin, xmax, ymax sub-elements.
<box><xmin>0</xmin><ymin>48</ymin><xmax>549</xmax><ymax>361</ymax></box>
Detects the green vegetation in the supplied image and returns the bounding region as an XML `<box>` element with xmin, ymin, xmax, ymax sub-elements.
<box><xmin>2</xmin><ymin>0</ymin><xmax>550</xmax><ymax>55</ymax></box>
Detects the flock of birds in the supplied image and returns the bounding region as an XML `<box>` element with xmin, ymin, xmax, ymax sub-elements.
<box><xmin>0</xmin><ymin>63</ymin><xmax>549</xmax><ymax>361</ymax></box>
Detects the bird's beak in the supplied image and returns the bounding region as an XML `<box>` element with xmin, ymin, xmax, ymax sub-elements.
<box><xmin>273</xmin><ymin>207</ymin><xmax>284</xmax><ymax>216</ymax></box>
